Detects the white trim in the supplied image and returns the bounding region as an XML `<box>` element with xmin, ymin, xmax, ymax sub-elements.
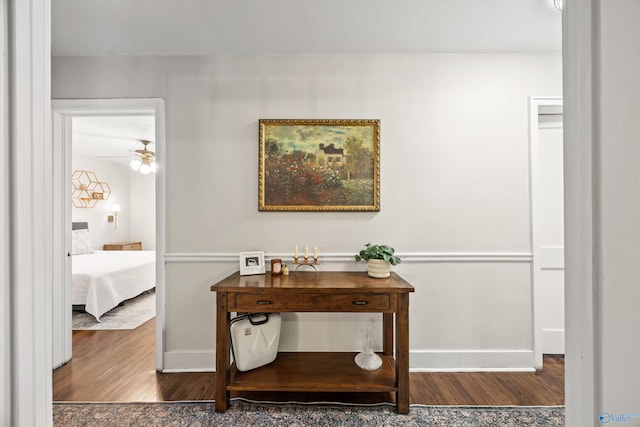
<box><xmin>50</xmin><ymin>98</ymin><xmax>162</xmax><ymax>115</ymax></box>
<box><xmin>398</xmin><ymin>252</ymin><xmax>531</xmax><ymax>263</ymax></box>
<box><xmin>528</xmin><ymin>96</ymin><xmax>564</xmax><ymax>370</ymax></box>
<box><xmin>538</xmin><ymin>121</ymin><xmax>563</xmax><ymax>130</ymax></box>
<box><xmin>410</xmin><ymin>349</ymin><xmax>535</xmax><ymax>372</ymax></box>
<box><xmin>51</xmin><ymin>98</ymin><xmax>167</xmax><ymax>371</ymax></box>
<box><xmin>164</xmin><ymin>251</ymin><xmax>533</xmax><ymax>264</ymax></box>
<box><xmin>563</xmin><ymin>0</ymin><xmax>600</xmax><ymax>425</ymax></box>
<box><xmin>8</xmin><ymin>0</ymin><xmax>53</xmax><ymax>425</ymax></box>
<box><xmin>162</xmin><ymin>349</ymin><xmax>536</xmax><ymax>373</ymax></box>
<box><xmin>152</xmin><ymin>100</ymin><xmax>167</xmax><ymax>372</ymax></box>
<box><xmin>1</xmin><ymin>1</ymin><xmax>10</xmax><ymax>423</ymax></box>
<box><xmin>163</xmin><ymin>351</ymin><xmax>216</xmax><ymax>373</ymax></box>
<box><xmin>50</xmin><ymin>112</ymin><xmax>72</xmax><ymax>369</ymax></box>
<box><xmin>164</xmin><ymin>253</ymin><xmax>239</xmax><ymax>263</ymax></box>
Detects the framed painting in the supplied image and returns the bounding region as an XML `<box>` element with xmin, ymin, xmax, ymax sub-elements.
<box><xmin>258</xmin><ymin>119</ymin><xmax>380</xmax><ymax>211</ymax></box>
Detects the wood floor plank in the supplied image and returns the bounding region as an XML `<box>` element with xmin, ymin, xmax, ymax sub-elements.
<box><xmin>52</xmin><ymin>318</ymin><xmax>564</xmax><ymax>405</ymax></box>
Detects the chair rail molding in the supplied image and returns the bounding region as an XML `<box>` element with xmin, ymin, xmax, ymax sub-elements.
<box><xmin>164</xmin><ymin>251</ymin><xmax>532</xmax><ymax>264</ymax></box>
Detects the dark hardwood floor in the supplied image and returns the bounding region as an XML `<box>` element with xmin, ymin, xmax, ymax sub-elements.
<box><xmin>52</xmin><ymin>318</ymin><xmax>564</xmax><ymax>406</ymax></box>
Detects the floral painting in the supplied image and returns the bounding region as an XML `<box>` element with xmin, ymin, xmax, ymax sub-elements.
<box><xmin>258</xmin><ymin>119</ymin><xmax>380</xmax><ymax>211</ymax></box>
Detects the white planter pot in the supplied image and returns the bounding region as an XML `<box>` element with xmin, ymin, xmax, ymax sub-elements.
<box><xmin>367</xmin><ymin>259</ymin><xmax>390</xmax><ymax>278</ymax></box>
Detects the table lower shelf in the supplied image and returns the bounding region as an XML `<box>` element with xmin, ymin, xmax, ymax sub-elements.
<box><xmin>228</xmin><ymin>352</ymin><xmax>397</xmax><ymax>393</ymax></box>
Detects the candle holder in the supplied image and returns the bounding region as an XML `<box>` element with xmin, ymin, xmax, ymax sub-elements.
<box><xmin>293</xmin><ymin>258</ymin><xmax>319</xmax><ymax>272</ymax></box>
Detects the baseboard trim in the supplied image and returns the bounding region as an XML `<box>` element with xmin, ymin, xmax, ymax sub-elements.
<box><xmin>162</xmin><ymin>349</ymin><xmax>536</xmax><ymax>373</ymax></box>
<box><xmin>164</xmin><ymin>252</ymin><xmax>532</xmax><ymax>264</ymax></box>
<box><xmin>409</xmin><ymin>349</ymin><xmax>536</xmax><ymax>372</ymax></box>
<box><xmin>162</xmin><ymin>351</ymin><xmax>215</xmax><ymax>373</ymax></box>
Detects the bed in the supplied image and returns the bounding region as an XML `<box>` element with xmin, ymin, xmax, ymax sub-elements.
<box><xmin>72</xmin><ymin>222</ymin><xmax>155</xmax><ymax>321</ymax></box>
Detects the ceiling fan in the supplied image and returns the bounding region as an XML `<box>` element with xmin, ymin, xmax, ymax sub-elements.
<box><xmin>93</xmin><ymin>138</ymin><xmax>157</xmax><ymax>174</ymax></box>
<box><xmin>129</xmin><ymin>140</ymin><xmax>156</xmax><ymax>174</ymax></box>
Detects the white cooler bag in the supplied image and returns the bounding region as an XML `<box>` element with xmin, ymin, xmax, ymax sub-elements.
<box><xmin>230</xmin><ymin>312</ymin><xmax>281</xmax><ymax>372</ymax></box>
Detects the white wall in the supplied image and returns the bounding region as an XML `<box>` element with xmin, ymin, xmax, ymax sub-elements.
<box><xmin>53</xmin><ymin>52</ymin><xmax>562</xmax><ymax>371</ymax></box>
<box><xmin>129</xmin><ymin>171</ymin><xmax>156</xmax><ymax>250</ymax></box>
<box><xmin>71</xmin><ymin>154</ymin><xmax>132</xmax><ymax>247</ymax></box>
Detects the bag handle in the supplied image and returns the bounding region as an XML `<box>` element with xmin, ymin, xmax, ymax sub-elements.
<box><xmin>248</xmin><ymin>313</ymin><xmax>270</xmax><ymax>325</ymax></box>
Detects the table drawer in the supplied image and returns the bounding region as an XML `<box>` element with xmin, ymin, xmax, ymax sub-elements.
<box><xmin>121</xmin><ymin>242</ymin><xmax>141</xmax><ymax>251</ymax></box>
<box><xmin>233</xmin><ymin>293</ymin><xmax>390</xmax><ymax>312</ymax></box>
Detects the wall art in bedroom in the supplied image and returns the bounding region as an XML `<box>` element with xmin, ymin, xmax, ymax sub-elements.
<box><xmin>258</xmin><ymin>119</ymin><xmax>380</xmax><ymax>212</ymax></box>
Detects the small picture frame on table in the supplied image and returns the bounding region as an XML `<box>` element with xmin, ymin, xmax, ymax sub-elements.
<box><xmin>239</xmin><ymin>251</ymin><xmax>266</xmax><ymax>276</ymax></box>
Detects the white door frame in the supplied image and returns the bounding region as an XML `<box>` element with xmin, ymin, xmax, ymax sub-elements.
<box><xmin>51</xmin><ymin>98</ymin><xmax>166</xmax><ymax>370</ymax></box>
<box><xmin>528</xmin><ymin>96</ymin><xmax>563</xmax><ymax>369</ymax></box>
<box><xmin>5</xmin><ymin>0</ymin><xmax>53</xmax><ymax>424</ymax></box>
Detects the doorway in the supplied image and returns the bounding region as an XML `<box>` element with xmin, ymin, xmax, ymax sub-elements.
<box><xmin>51</xmin><ymin>99</ymin><xmax>166</xmax><ymax>370</ymax></box>
<box><xmin>529</xmin><ymin>97</ymin><xmax>564</xmax><ymax>369</ymax></box>
<box><xmin>70</xmin><ymin>115</ymin><xmax>156</xmax><ymax>327</ymax></box>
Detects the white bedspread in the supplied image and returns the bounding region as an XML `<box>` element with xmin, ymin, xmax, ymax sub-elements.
<box><xmin>72</xmin><ymin>250</ymin><xmax>155</xmax><ymax>321</ymax></box>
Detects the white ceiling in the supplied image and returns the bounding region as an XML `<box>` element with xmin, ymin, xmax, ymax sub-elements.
<box><xmin>72</xmin><ymin>116</ymin><xmax>156</xmax><ymax>166</ymax></box>
<box><xmin>52</xmin><ymin>0</ymin><xmax>562</xmax><ymax>57</ymax></box>
<box><xmin>57</xmin><ymin>1</ymin><xmax>561</xmax><ymax>161</ymax></box>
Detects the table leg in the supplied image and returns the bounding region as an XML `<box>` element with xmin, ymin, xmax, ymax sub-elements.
<box><xmin>383</xmin><ymin>313</ymin><xmax>393</xmax><ymax>356</ymax></box>
<box><xmin>395</xmin><ymin>293</ymin><xmax>410</xmax><ymax>414</ymax></box>
<box><xmin>215</xmin><ymin>292</ymin><xmax>230</xmax><ymax>412</ymax></box>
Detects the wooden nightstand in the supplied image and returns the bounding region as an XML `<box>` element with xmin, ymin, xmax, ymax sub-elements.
<box><xmin>103</xmin><ymin>241</ymin><xmax>142</xmax><ymax>251</ymax></box>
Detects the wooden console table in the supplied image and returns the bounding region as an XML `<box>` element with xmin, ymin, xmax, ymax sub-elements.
<box><xmin>210</xmin><ymin>271</ymin><xmax>414</xmax><ymax>413</ymax></box>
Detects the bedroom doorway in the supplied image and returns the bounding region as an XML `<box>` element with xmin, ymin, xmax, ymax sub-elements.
<box><xmin>51</xmin><ymin>99</ymin><xmax>166</xmax><ymax>371</ymax></box>
<box><xmin>70</xmin><ymin>115</ymin><xmax>156</xmax><ymax>328</ymax></box>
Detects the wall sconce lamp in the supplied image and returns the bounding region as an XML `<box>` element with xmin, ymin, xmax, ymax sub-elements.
<box><xmin>108</xmin><ymin>204</ymin><xmax>121</xmax><ymax>228</ymax></box>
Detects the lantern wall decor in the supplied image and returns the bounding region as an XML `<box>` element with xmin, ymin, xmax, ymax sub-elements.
<box><xmin>71</xmin><ymin>170</ymin><xmax>111</xmax><ymax>208</ymax></box>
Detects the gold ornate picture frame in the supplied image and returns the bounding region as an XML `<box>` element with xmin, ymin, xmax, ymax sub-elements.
<box><xmin>258</xmin><ymin>119</ymin><xmax>380</xmax><ymax>212</ymax></box>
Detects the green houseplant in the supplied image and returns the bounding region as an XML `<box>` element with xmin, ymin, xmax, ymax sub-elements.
<box><xmin>355</xmin><ymin>243</ymin><xmax>401</xmax><ymax>278</ymax></box>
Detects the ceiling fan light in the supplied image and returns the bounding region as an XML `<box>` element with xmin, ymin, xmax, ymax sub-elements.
<box><xmin>130</xmin><ymin>140</ymin><xmax>155</xmax><ymax>174</ymax></box>
<box><xmin>130</xmin><ymin>158</ymin><xmax>142</xmax><ymax>170</ymax></box>
<box><xmin>139</xmin><ymin>163</ymin><xmax>152</xmax><ymax>174</ymax></box>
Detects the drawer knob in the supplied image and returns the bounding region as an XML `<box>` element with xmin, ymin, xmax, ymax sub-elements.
<box><xmin>352</xmin><ymin>300</ymin><xmax>369</xmax><ymax>305</ymax></box>
<box><xmin>256</xmin><ymin>300</ymin><xmax>273</xmax><ymax>305</ymax></box>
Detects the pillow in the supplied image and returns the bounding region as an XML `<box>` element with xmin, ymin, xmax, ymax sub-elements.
<box><xmin>72</xmin><ymin>229</ymin><xmax>94</xmax><ymax>255</ymax></box>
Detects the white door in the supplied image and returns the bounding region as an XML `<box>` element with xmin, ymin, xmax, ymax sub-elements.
<box><xmin>531</xmin><ymin>101</ymin><xmax>565</xmax><ymax>359</ymax></box>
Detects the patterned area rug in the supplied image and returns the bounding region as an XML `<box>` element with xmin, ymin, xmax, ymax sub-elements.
<box><xmin>53</xmin><ymin>399</ymin><xmax>565</xmax><ymax>426</ymax></box>
<box><xmin>72</xmin><ymin>290</ymin><xmax>155</xmax><ymax>330</ymax></box>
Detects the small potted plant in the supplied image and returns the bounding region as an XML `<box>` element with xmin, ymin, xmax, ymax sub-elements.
<box><xmin>355</xmin><ymin>243</ymin><xmax>401</xmax><ymax>278</ymax></box>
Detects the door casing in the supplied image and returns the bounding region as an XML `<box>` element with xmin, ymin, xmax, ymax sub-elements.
<box><xmin>51</xmin><ymin>98</ymin><xmax>166</xmax><ymax>370</ymax></box>
<box><xmin>528</xmin><ymin>96</ymin><xmax>564</xmax><ymax>369</ymax></box>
